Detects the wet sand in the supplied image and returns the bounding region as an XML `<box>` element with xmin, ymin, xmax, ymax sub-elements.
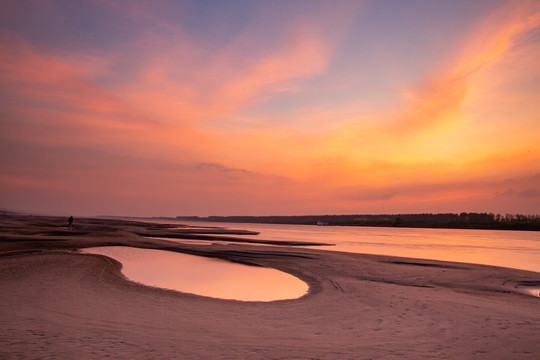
<box><xmin>1</xmin><ymin>215</ymin><xmax>539</xmax><ymax>359</ymax></box>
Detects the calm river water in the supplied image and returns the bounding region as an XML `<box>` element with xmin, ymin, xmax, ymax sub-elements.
<box><xmin>179</xmin><ymin>221</ymin><xmax>540</xmax><ymax>274</ymax></box>
<box><xmin>85</xmin><ymin>220</ymin><xmax>540</xmax><ymax>300</ymax></box>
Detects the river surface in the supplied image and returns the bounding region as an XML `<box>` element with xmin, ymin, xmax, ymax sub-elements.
<box><xmin>177</xmin><ymin>221</ymin><xmax>540</xmax><ymax>274</ymax></box>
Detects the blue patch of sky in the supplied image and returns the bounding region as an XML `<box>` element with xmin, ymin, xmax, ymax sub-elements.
<box><xmin>0</xmin><ymin>1</ymin><xmax>135</xmax><ymax>51</ymax></box>
<box><xmin>338</xmin><ymin>0</ymin><xmax>503</xmax><ymax>87</ymax></box>
<box><xmin>175</xmin><ymin>0</ymin><xmax>259</xmax><ymax>50</ymax></box>
<box><xmin>237</xmin><ymin>0</ymin><xmax>509</xmax><ymax>125</ymax></box>
<box><xmin>0</xmin><ymin>1</ymin><xmax>252</xmax><ymax>54</ymax></box>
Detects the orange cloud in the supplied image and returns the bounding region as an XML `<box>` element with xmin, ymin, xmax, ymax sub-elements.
<box><xmin>111</xmin><ymin>21</ymin><xmax>332</xmax><ymax>130</ymax></box>
<box><xmin>210</xmin><ymin>25</ymin><xmax>331</xmax><ymax>112</ymax></box>
<box><xmin>0</xmin><ymin>16</ymin><xmax>336</xmax><ymax>189</ymax></box>
<box><xmin>391</xmin><ymin>0</ymin><xmax>540</xmax><ymax>135</ymax></box>
<box><xmin>207</xmin><ymin>1</ymin><xmax>540</xmax><ymax>182</ymax></box>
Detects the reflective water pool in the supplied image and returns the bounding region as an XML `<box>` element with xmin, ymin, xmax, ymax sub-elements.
<box><xmin>82</xmin><ymin>246</ymin><xmax>308</xmax><ymax>301</ymax></box>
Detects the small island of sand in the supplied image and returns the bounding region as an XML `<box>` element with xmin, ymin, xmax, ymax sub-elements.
<box><xmin>1</xmin><ymin>215</ymin><xmax>539</xmax><ymax>359</ymax></box>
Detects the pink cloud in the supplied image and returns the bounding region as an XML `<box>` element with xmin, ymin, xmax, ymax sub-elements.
<box><xmin>366</xmin><ymin>0</ymin><xmax>540</xmax><ymax>138</ymax></box>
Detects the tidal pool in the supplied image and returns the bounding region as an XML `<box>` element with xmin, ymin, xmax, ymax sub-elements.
<box><xmin>82</xmin><ymin>246</ymin><xmax>308</xmax><ymax>301</ymax></box>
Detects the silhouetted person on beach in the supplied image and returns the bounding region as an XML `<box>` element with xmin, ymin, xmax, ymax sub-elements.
<box><xmin>68</xmin><ymin>216</ymin><xmax>73</xmax><ymax>229</ymax></box>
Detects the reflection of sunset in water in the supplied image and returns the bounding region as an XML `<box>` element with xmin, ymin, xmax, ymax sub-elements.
<box><xmin>180</xmin><ymin>222</ymin><xmax>540</xmax><ymax>274</ymax></box>
<box><xmin>83</xmin><ymin>246</ymin><xmax>308</xmax><ymax>301</ymax></box>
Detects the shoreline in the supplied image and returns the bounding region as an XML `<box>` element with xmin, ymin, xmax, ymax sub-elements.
<box><xmin>1</xmin><ymin>215</ymin><xmax>540</xmax><ymax>358</ymax></box>
<box><xmin>176</xmin><ymin>214</ymin><xmax>540</xmax><ymax>231</ymax></box>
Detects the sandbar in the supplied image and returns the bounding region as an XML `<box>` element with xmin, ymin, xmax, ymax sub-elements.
<box><xmin>1</xmin><ymin>215</ymin><xmax>539</xmax><ymax>359</ymax></box>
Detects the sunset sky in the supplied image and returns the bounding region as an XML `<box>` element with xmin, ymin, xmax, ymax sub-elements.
<box><xmin>1</xmin><ymin>0</ymin><xmax>539</xmax><ymax>217</ymax></box>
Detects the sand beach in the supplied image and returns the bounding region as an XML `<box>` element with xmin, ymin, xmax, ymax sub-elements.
<box><xmin>1</xmin><ymin>215</ymin><xmax>539</xmax><ymax>359</ymax></box>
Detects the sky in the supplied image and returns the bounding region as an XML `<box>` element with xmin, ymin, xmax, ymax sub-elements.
<box><xmin>1</xmin><ymin>0</ymin><xmax>539</xmax><ymax>217</ymax></box>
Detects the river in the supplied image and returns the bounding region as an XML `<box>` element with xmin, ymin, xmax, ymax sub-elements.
<box><xmin>176</xmin><ymin>221</ymin><xmax>540</xmax><ymax>274</ymax></box>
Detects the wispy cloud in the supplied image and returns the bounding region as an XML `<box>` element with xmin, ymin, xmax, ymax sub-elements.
<box><xmin>391</xmin><ymin>0</ymin><xmax>540</xmax><ymax>135</ymax></box>
<box><xmin>518</xmin><ymin>189</ymin><xmax>540</xmax><ymax>198</ymax></box>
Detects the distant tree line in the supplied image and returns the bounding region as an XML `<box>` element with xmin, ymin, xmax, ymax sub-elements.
<box><xmin>176</xmin><ymin>213</ymin><xmax>540</xmax><ymax>231</ymax></box>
